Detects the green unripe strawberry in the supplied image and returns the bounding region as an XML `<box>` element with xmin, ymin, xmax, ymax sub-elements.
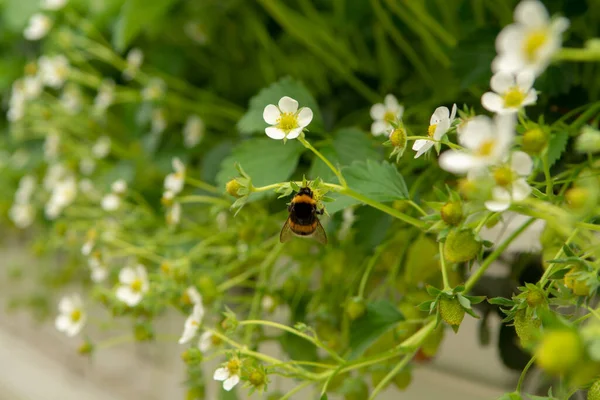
<box><xmin>526</xmin><ymin>288</ymin><xmax>545</xmax><ymax>307</ymax></box>
<box><xmin>535</xmin><ymin>330</ymin><xmax>583</xmax><ymax>375</ymax></box>
<box><xmin>443</xmin><ymin>229</ymin><xmax>481</xmax><ymax>263</ymax></box>
<box><xmin>346</xmin><ymin>297</ymin><xmax>366</xmax><ymax>320</ymax></box>
<box><xmin>341</xmin><ymin>378</ymin><xmax>369</xmax><ymax>400</ymax></box>
<box><xmin>522</xmin><ymin>128</ymin><xmax>548</xmax><ymax>155</ymax></box>
<box><xmin>514</xmin><ymin>309</ymin><xmax>541</xmax><ymax>347</ymax></box>
<box><xmin>393</xmin><ymin>369</ymin><xmax>412</xmax><ymax>390</ymax></box>
<box><xmin>588</xmin><ymin>380</ymin><xmax>600</xmax><ymax>400</ymax></box>
<box><xmin>564</xmin><ymin>267</ymin><xmax>591</xmax><ymax>296</ymax></box>
<box><xmin>439</xmin><ymin>297</ymin><xmax>465</xmax><ymax>327</ymax></box>
<box><xmin>225</xmin><ymin>179</ymin><xmax>243</xmax><ymax>198</ymax></box>
<box><xmin>441</xmin><ymin>202</ymin><xmax>463</xmax><ymax>226</ymax></box>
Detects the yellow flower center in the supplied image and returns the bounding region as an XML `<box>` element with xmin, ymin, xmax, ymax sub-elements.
<box><xmin>523</xmin><ymin>30</ymin><xmax>548</xmax><ymax>61</ymax></box>
<box><xmin>277</xmin><ymin>112</ymin><xmax>298</xmax><ymax>132</ymax></box>
<box><xmin>427</xmin><ymin>124</ymin><xmax>438</xmax><ymax>138</ymax></box>
<box><xmin>211</xmin><ymin>334</ymin><xmax>223</xmax><ymax>346</ymax></box>
<box><xmin>476</xmin><ymin>140</ymin><xmax>496</xmax><ymax>157</ymax></box>
<box><xmin>493</xmin><ymin>166</ymin><xmax>514</xmax><ymax>187</ymax></box>
<box><xmin>130</xmin><ymin>278</ymin><xmax>143</xmax><ymax>292</ymax></box>
<box><xmin>503</xmin><ymin>87</ymin><xmax>526</xmax><ymax>108</ymax></box>
<box><xmin>383</xmin><ymin>111</ymin><xmax>396</xmax><ymax>124</ymax></box>
<box><xmin>70</xmin><ymin>309</ymin><xmax>82</xmax><ymax>322</ymax></box>
<box><xmin>226</xmin><ymin>359</ymin><xmax>241</xmax><ymax>375</ymax></box>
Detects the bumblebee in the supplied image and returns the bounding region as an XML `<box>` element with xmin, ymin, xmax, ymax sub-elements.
<box><xmin>280</xmin><ymin>186</ymin><xmax>327</xmax><ymax>244</ymax></box>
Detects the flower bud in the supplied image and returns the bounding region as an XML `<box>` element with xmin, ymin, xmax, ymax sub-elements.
<box><xmin>393</xmin><ymin>368</ymin><xmax>412</xmax><ymax>390</ymax></box>
<box><xmin>438</xmin><ymin>297</ymin><xmax>465</xmax><ymax>327</ymax></box>
<box><xmin>522</xmin><ymin>128</ymin><xmax>548</xmax><ymax>155</ymax></box>
<box><xmin>197</xmin><ymin>275</ymin><xmax>218</xmax><ymax>304</ymax></box>
<box><xmin>565</xmin><ymin>187</ymin><xmax>590</xmax><ymax>210</ymax></box>
<box><xmin>564</xmin><ymin>266</ymin><xmax>591</xmax><ymax>296</ymax></box>
<box><xmin>134</xmin><ymin>322</ymin><xmax>154</xmax><ymax>341</ymax></box>
<box><xmin>441</xmin><ymin>201</ymin><xmax>463</xmax><ymax>226</ymax></box>
<box><xmin>390</xmin><ymin>127</ymin><xmax>407</xmax><ymax>148</ymax></box>
<box><xmin>535</xmin><ymin>329</ymin><xmax>583</xmax><ymax>375</ymax></box>
<box><xmin>525</xmin><ymin>287</ymin><xmax>545</xmax><ymax>307</ymax></box>
<box><xmin>248</xmin><ymin>367</ymin><xmax>268</xmax><ymax>390</ymax></box>
<box><xmin>181</xmin><ymin>348</ymin><xmax>203</xmax><ymax>365</ymax></box>
<box><xmin>575</xmin><ymin>126</ymin><xmax>600</xmax><ymax>154</ymax></box>
<box><xmin>225</xmin><ymin>179</ymin><xmax>243</xmax><ymax>198</ymax></box>
<box><xmin>77</xmin><ymin>340</ymin><xmax>94</xmax><ymax>356</ymax></box>
<box><xmin>345</xmin><ymin>297</ymin><xmax>366</xmax><ymax>320</ymax></box>
<box><xmin>443</xmin><ymin>229</ymin><xmax>481</xmax><ymax>263</ymax></box>
<box><xmin>514</xmin><ymin>309</ymin><xmax>541</xmax><ymax>347</ymax></box>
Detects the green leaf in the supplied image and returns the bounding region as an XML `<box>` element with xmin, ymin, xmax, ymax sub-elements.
<box><xmin>113</xmin><ymin>0</ymin><xmax>179</xmax><ymax>52</ymax></box>
<box><xmin>348</xmin><ymin>300</ymin><xmax>404</xmax><ymax>359</ymax></box>
<box><xmin>456</xmin><ymin>295</ymin><xmax>472</xmax><ymax>310</ymax></box>
<box><xmin>2</xmin><ymin>0</ymin><xmax>38</xmax><ymax>31</ymax></box>
<box><xmin>237</xmin><ymin>77</ymin><xmax>324</xmax><ymax>135</ymax></box>
<box><xmin>488</xmin><ymin>297</ymin><xmax>514</xmax><ymax>306</ymax></box>
<box><xmin>309</xmin><ymin>128</ymin><xmax>381</xmax><ymax>180</ymax></box>
<box><xmin>201</xmin><ymin>141</ymin><xmax>233</xmax><ymax>185</ymax></box>
<box><xmin>342</xmin><ymin>160</ymin><xmax>409</xmax><ymax>202</ymax></box>
<box><xmin>322</xmin><ymin>193</ymin><xmax>361</xmax><ymax>215</ymax></box>
<box><xmin>216</xmin><ymin>138</ymin><xmax>304</xmax><ymax>200</ymax></box>
<box><xmin>279</xmin><ymin>332</ymin><xmax>318</xmax><ymax>362</ymax></box>
<box><xmin>547</xmin><ymin>130</ymin><xmax>568</xmax><ymax>167</ymax></box>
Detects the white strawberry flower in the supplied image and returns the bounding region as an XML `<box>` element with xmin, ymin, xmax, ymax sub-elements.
<box><xmin>101</xmin><ymin>194</ymin><xmax>120</xmax><ymax>211</ymax></box>
<box><xmin>41</xmin><ymin>0</ymin><xmax>68</xmax><ymax>10</ymax></box>
<box><xmin>262</xmin><ymin>96</ymin><xmax>313</xmax><ymax>140</ymax></box>
<box><xmin>183</xmin><ymin>115</ymin><xmax>204</xmax><ymax>148</ymax></box>
<box><xmin>24</xmin><ymin>14</ymin><xmax>52</xmax><ymax>40</ymax></box>
<box><xmin>15</xmin><ymin>175</ymin><xmax>36</xmax><ymax>204</ymax></box>
<box><xmin>44</xmin><ymin>130</ymin><xmax>60</xmax><ymax>161</ymax></box>
<box><xmin>493</xmin><ymin>0</ymin><xmax>569</xmax><ymax>77</ymax></box>
<box><xmin>214</xmin><ymin>358</ymin><xmax>242</xmax><ymax>391</ymax></box>
<box><xmin>92</xmin><ymin>136</ymin><xmax>111</xmax><ymax>159</ymax></box>
<box><xmin>166</xmin><ymin>202</ymin><xmax>181</xmax><ymax>226</ymax></box>
<box><xmin>439</xmin><ymin>114</ymin><xmax>515</xmax><ymax>175</ymax></box>
<box><xmin>484</xmin><ymin>151</ymin><xmax>534</xmax><ymax>212</ymax></box>
<box><xmin>22</xmin><ymin>76</ymin><xmax>43</xmax><ymax>100</ymax></box>
<box><xmin>178</xmin><ymin>304</ymin><xmax>205</xmax><ymax>344</ymax></box>
<box><xmin>45</xmin><ymin>176</ymin><xmax>77</xmax><ymax>219</ymax></box>
<box><xmin>38</xmin><ymin>55</ymin><xmax>69</xmax><ymax>89</ymax></box>
<box><xmin>79</xmin><ymin>158</ymin><xmax>96</xmax><ymax>175</ymax></box>
<box><xmin>482</xmin><ymin>71</ymin><xmax>537</xmax><ymax>114</ymax></box>
<box><xmin>164</xmin><ymin>158</ymin><xmax>185</xmax><ymax>194</ymax></box>
<box><xmin>88</xmin><ymin>253</ymin><xmax>108</xmax><ymax>283</ymax></box>
<box><xmin>60</xmin><ymin>84</ymin><xmax>82</xmax><ymax>114</ymax></box>
<box><xmin>198</xmin><ymin>331</ymin><xmax>213</xmax><ymax>352</ymax></box>
<box><xmin>369</xmin><ymin>94</ymin><xmax>404</xmax><ymax>136</ymax></box>
<box><xmin>55</xmin><ymin>294</ymin><xmax>86</xmax><ymax>337</ymax></box>
<box><xmin>116</xmin><ymin>264</ymin><xmax>149</xmax><ymax>306</ymax></box>
<box><xmin>413</xmin><ymin>104</ymin><xmax>457</xmax><ymax>158</ymax></box>
<box><xmin>141</xmin><ymin>78</ymin><xmax>166</xmax><ymax>101</ymax></box>
<box><xmin>123</xmin><ymin>48</ymin><xmax>144</xmax><ymax>80</ymax></box>
<box><xmin>112</xmin><ymin>179</ymin><xmax>127</xmax><ymax>194</ymax></box>
<box><xmin>94</xmin><ymin>79</ymin><xmax>115</xmax><ymax>115</ymax></box>
<box><xmin>9</xmin><ymin>203</ymin><xmax>35</xmax><ymax>228</ymax></box>
<box><xmin>151</xmin><ymin>108</ymin><xmax>167</xmax><ymax>134</ymax></box>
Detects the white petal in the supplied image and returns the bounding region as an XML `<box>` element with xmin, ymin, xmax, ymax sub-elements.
<box><xmin>412</xmin><ymin>139</ymin><xmax>429</xmax><ymax>151</ymax></box>
<box><xmin>198</xmin><ymin>332</ymin><xmax>212</xmax><ymax>352</ymax></box>
<box><xmin>371</xmin><ymin>120</ymin><xmax>389</xmax><ymax>136</ymax></box>
<box><xmin>514</xmin><ymin>0</ymin><xmax>549</xmax><ymax>28</ymax></box>
<box><xmin>460</xmin><ymin>116</ymin><xmax>494</xmax><ymax>150</ymax></box>
<box><xmin>297</xmin><ymin>107</ymin><xmax>313</xmax><ymax>127</ymax></box>
<box><xmin>449</xmin><ymin>103</ymin><xmax>457</xmax><ymax>121</ymax></box>
<box><xmin>213</xmin><ymin>367</ymin><xmax>229</xmax><ymax>381</ymax></box>
<box><xmin>263</xmin><ymin>104</ymin><xmax>280</xmax><ymax>125</ymax></box>
<box><xmin>116</xmin><ymin>287</ymin><xmax>142</xmax><ymax>306</ymax></box>
<box><xmin>414</xmin><ymin>141</ymin><xmax>434</xmax><ymax>158</ymax></box>
<box><xmin>492</xmin><ymin>53</ymin><xmax>524</xmax><ymax>75</ymax></box>
<box><xmin>493</xmin><ymin>114</ymin><xmax>516</xmax><ymax>156</ymax></box>
<box><xmin>512</xmin><ymin>178</ymin><xmax>532</xmax><ymax>201</ymax></box>
<box><xmin>66</xmin><ymin>319</ymin><xmax>85</xmax><ymax>337</ymax></box>
<box><xmin>481</xmin><ymin>92</ymin><xmax>505</xmax><ymax>113</ymax></box>
<box><xmin>511</xmin><ymin>151</ymin><xmax>533</xmax><ymax>176</ymax></box>
<box><xmin>522</xmin><ymin>90</ymin><xmax>537</xmax><ymax>106</ymax></box>
<box><xmin>119</xmin><ymin>267</ymin><xmax>136</xmax><ymax>284</ymax></box>
<box><xmin>431</xmin><ymin>106</ymin><xmax>449</xmax><ymax>125</ymax></box>
<box><xmin>278</xmin><ymin>96</ymin><xmax>298</xmax><ymax>113</ymax></box>
<box><xmin>192</xmin><ymin>304</ymin><xmax>205</xmax><ymax>321</ymax></box>
<box><xmin>551</xmin><ymin>17</ymin><xmax>570</xmax><ymax>35</ymax></box>
<box><xmin>490</xmin><ymin>71</ymin><xmax>515</xmax><ymax>94</ymax></box>
<box><xmin>58</xmin><ymin>297</ymin><xmax>74</xmax><ymax>314</ymax></box>
<box><xmin>384</xmin><ymin>94</ymin><xmax>399</xmax><ymax>111</ymax></box>
<box><xmin>265</xmin><ymin>127</ymin><xmax>285</xmax><ymax>140</ymax></box>
<box><xmin>55</xmin><ymin>315</ymin><xmax>70</xmax><ymax>332</ymax></box>
<box><xmin>485</xmin><ymin>199</ymin><xmax>510</xmax><ymax>212</ymax></box>
<box><xmin>179</xmin><ymin>317</ymin><xmax>199</xmax><ymax>344</ymax></box>
<box><xmin>516</xmin><ymin>70</ymin><xmax>535</xmax><ymax>91</ymax></box>
<box><xmin>186</xmin><ymin>287</ymin><xmax>203</xmax><ymax>306</ymax></box>
<box><xmin>438</xmin><ymin>152</ymin><xmax>478</xmax><ymax>174</ymax></box>
<box><xmin>433</xmin><ymin>120</ymin><xmax>450</xmax><ymax>141</ymax></box>
<box><xmin>286</xmin><ymin>127</ymin><xmax>303</xmax><ymax>140</ymax></box>
<box><xmin>370</xmin><ymin>103</ymin><xmax>385</xmax><ymax>120</ymax></box>
<box><xmin>172</xmin><ymin>158</ymin><xmax>185</xmax><ymax>173</ymax></box>
<box><xmin>136</xmin><ymin>264</ymin><xmax>148</xmax><ymax>281</ymax></box>
<box><xmin>223</xmin><ymin>375</ymin><xmax>240</xmax><ymax>391</ymax></box>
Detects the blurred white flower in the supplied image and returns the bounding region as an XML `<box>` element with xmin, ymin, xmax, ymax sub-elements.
<box><xmin>55</xmin><ymin>294</ymin><xmax>86</xmax><ymax>337</ymax></box>
<box><xmin>482</xmin><ymin>71</ymin><xmax>537</xmax><ymax>114</ymax></box>
<box><xmin>78</xmin><ymin>179</ymin><xmax>95</xmax><ymax>194</ymax></box>
<box><xmin>93</xmin><ymin>79</ymin><xmax>115</xmax><ymax>115</ymax></box>
<box><xmin>43</xmin><ymin>163</ymin><xmax>67</xmax><ymax>190</ymax></box>
<box><xmin>214</xmin><ymin>359</ymin><xmax>241</xmax><ymax>392</ymax></box>
<box><xmin>116</xmin><ymin>264</ymin><xmax>149</xmax><ymax>306</ymax></box>
<box><xmin>262</xmin><ymin>96</ymin><xmax>313</xmax><ymax>140</ymax></box>
<box><xmin>41</xmin><ymin>0</ymin><xmax>68</xmax><ymax>10</ymax></box>
<box><xmin>141</xmin><ymin>78</ymin><xmax>166</xmax><ymax>101</ymax></box>
<box><xmin>183</xmin><ymin>115</ymin><xmax>204</xmax><ymax>148</ymax></box>
<box><xmin>178</xmin><ymin>304</ymin><xmax>205</xmax><ymax>344</ymax></box>
<box><xmin>198</xmin><ymin>331</ymin><xmax>213</xmax><ymax>352</ymax></box>
<box><xmin>184</xmin><ymin>22</ymin><xmax>208</xmax><ymax>45</ymax></box>
<box><xmin>575</xmin><ymin>126</ymin><xmax>600</xmax><ymax>154</ymax></box>
<box><xmin>45</xmin><ymin>176</ymin><xmax>77</xmax><ymax>219</ymax></box>
<box><xmin>24</xmin><ymin>14</ymin><xmax>52</xmax><ymax>40</ymax></box>
<box><xmin>185</xmin><ymin>286</ymin><xmax>203</xmax><ymax>306</ymax></box>
<box><xmin>101</xmin><ymin>193</ymin><xmax>120</xmax><ymax>211</ymax></box>
<box><xmin>370</xmin><ymin>94</ymin><xmax>404</xmax><ymax>136</ymax></box>
<box><xmin>39</xmin><ymin>55</ymin><xmax>69</xmax><ymax>88</ymax></box>
<box><xmin>493</xmin><ymin>0</ymin><xmax>569</xmax><ymax>77</ymax></box>
<box><xmin>60</xmin><ymin>84</ymin><xmax>82</xmax><ymax>114</ymax></box>
<box><xmin>151</xmin><ymin>108</ymin><xmax>167</xmax><ymax>134</ymax></box>
<box><xmin>9</xmin><ymin>203</ymin><xmax>35</xmax><ymax>228</ymax></box>
<box><xmin>164</xmin><ymin>157</ymin><xmax>185</xmax><ymax>194</ymax></box>
<box><xmin>92</xmin><ymin>136</ymin><xmax>111</xmax><ymax>159</ymax></box>
<box><xmin>123</xmin><ymin>48</ymin><xmax>143</xmax><ymax>80</ymax></box>
<box><xmin>81</xmin><ymin>229</ymin><xmax>96</xmax><ymax>256</ymax></box>
<box><xmin>484</xmin><ymin>151</ymin><xmax>534</xmax><ymax>212</ymax></box>
<box><xmin>44</xmin><ymin>130</ymin><xmax>60</xmax><ymax>161</ymax></box>
<box><xmin>439</xmin><ymin>114</ymin><xmax>515</xmax><ymax>175</ymax></box>
<box><xmin>79</xmin><ymin>158</ymin><xmax>96</xmax><ymax>176</ymax></box>
<box><xmin>413</xmin><ymin>104</ymin><xmax>457</xmax><ymax>158</ymax></box>
<box><xmin>15</xmin><ymin>175</ymin><xmax>36</xmax><ymax>204</ymax></box>
<box><xmin>111</xmin><ymin>179</ymin><xmax>127</xmax><ymax>194</ymax></box>
<box><xmin>88</xmin><ymin>255</ymin><xmax>108</xmax><ymax>283</ymax></box>
<box><xmin>22</xmin><ymin>76</ymin><xmax>43</xmax><ymax>100</ymax></box>
<box><xmin>166</xmin><ymin>202</ymin><xmax>181</xmax><ymax>226</ymax></box>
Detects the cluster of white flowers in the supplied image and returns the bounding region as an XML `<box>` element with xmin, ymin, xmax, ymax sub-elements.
<box><xmin>94</xmin><ymin>79</ymin><xmax>116</xmax><ymax>116</ymax></box>
<box><xmin>123</xmin><ymin>48</ymin><xmax>144</xmax><ymax>80</ymax></box>
<box><xmin>9</xmin><ymin>176</ymin><xmax>37</xmax><ymax>228</ymax></box>
<box><xmin>101</xmin><ymin>179</ymin><xmax>127</xmax><ymax>212</ymax></box>
<box><xmin>44</xmin><ymin>164</ymin><xmax>77</xmax><ymax>219</ymax></box>
<box><xmin>178</xmin><ymin>287</ymin><xmax>205</xmax><ymax>344</ymax></box>
<box><xmin>55</xmin><ymin>293</ymin><xmax>86</xmax><ymax>337</ymax></box>
<box><xmin>183</xmin><ymin>115</ymin><xmax>204</xmax><ymax>148</ymax></box>
<box><xmin>23</xmin><ymin>0</ymin><xmax>68</xmax><ymax>40</ymax></box>
<box><xmin>116</xmin><ymin>264</ymin><xmax>149</xmax><ymax>306</ymax></box>
<box><xmin>162</xmin><ymin>158</ymin><xmax>185</xmax><ymax>226</ymax></box>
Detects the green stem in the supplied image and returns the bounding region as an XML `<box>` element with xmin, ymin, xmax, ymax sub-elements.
<box><xmin>185</xmin><ymin>177</ymin><xmax>219</xmax><ymax>194</ymax></box>
<box><xmin>298</xmin><ymin>135</ymin><xmax>347</xmax><ymax>186</ymax></box>
<box><xmin>368</xmin><ymin>352</ymin><xmax>415</xmax><ymax>400</ymax></box>
<box><xmin>358</xmin><ymin>246</ymin><xmax>386</xmax><ymax>298</ymax></box>
<box><xmin>555</xmin><ymin>47</ymin><xmax>600</xmax><ymax>62</ymax></box>
<box><xmin>439</xmin><ymin>242</ymin><xmax>450</xmax><ymax>290</ymax></box>
<box><xmin>278</xmin><ymin>381</ymin><xmax>313</xmax><ymax>400</ymax></box>
<box><xmin>542</xmin><ymin>153</ymin><xmax>553</xmax><ymax>198</ymax></box>
<box><xmin>464</xmin><ymin>218</ymin><xmax>535</xmax><ymax>292</ymax></box>
<box><xmin>539</xmin><ymin>229</ymin><xmax>579</xmax><ymax>287</ymax></box>
<box><xmin>408</xmin><ymin>200</ymin><xmax>427</xmax><ymax>216</ymax></box>
<box><xmin>177</xmin><ymin>195</ymin><xmax>230</xmax><ymax>206</ymax></box>
<box><xmin>516</xmin><ymin>356</ymin><xmax>536</xmax><ymax>393</ymax></box>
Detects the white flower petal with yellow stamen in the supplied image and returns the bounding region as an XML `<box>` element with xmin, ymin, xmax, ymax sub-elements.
<box><xmin>116</xmin><ymin>264</ymin><xmax>149</xmax><ymax>306</ymax></box>
<box><xmin>262</xmin><ymin>96</ymin><xmax>313</xmax><ymax>140</ymax></box>
<box><xmin>178</xmin><ymin>304</ymin><xmax>205</xmax><ymax>344</ymax></box>
<box><xmin>492</xmin><ymin>0</ymin><xmax>569</xmax><ymax>77</ymax></box>
<box><xmin>164</xmin><ymin>157</ymin><xmax>186</xmax><ymax>194</ymax></box>
<box><xmin>183</xmin><ymin>115</ymin><xmax>204</xmax><ymax>148</ymax></box>
<box><xmin>101</xmin><ymin>193</ymin><xmax>120</xmax><ymax>211</ymax></box>
<box><xmin>42</xmin><ymin>0</ymin><xmax>68</xmax><ymax>10</ymax></box>
<box><xmin>369</xmin><ymin>94</ymin><xmax>404</xmax><ymax>136</ymax></box>
<box><xmin>39</xmin><ymin>55</ymin><xmax>69</xmax><ymax>89</ymax></box>
<box><xmin>482</xmin><ymin>71</ymin><xmax>537</xmax><ymax>114</ymax></box>
<box><xmin>55</xmin><ymin>294</ymin><xmax>86</xmax><ymax>337</ymax></box>
<box><xmin>123</xmin><ymin>48</ymin><xmax>144</xmax><ymax>80</ymax></box>
<box><xmin>413</xmin><ymin>104</ymin><xmax>456</xmax><ymax>158</ymax></box>
<box><xmin>24</xmin><ymin>14</ymin><xmax>52</xmax><ymax>40</ymax></box>
<box><xmin>92</xmin><ymin>136</ymin><xmax>111</xmax><ymax>159</ymax></box>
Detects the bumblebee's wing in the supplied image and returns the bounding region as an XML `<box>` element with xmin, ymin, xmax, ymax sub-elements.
<box><xmin>312</xmin><ymin>219</ymin><xmax>328</xmax><ymax>245</ymax></box>
<box><xmin>280</xmin><ymin>218</ymin><xmax>294</xmax><ymax>243</ymax></box>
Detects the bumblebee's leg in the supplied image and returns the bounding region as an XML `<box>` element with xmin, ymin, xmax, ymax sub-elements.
<box><xmin>316</xmin><ymin>208</ymin><xmax>324</xmax><ymax>215</ymax></box>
